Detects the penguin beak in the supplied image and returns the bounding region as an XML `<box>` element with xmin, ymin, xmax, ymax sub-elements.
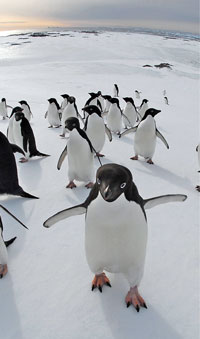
<box><xmin>153</xmin><ymin>109</ymin><xmax>161</xmax><ymax>116</ymax></box>
<box><xmin>100</xmin><ymin>183</ymin><xmax>120</xmax><ymax>202</ymax></box>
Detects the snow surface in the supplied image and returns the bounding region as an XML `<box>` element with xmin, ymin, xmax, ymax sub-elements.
<box><xmin>0</xmin><ymin>30</ymin><xmax>199</xmax><ymax>339</ymax></box>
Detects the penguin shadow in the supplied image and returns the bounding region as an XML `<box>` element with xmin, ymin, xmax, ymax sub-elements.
<box><xmin>0</xmin><ymin>276</ymin><xmax>23</xmax><ymax>338</ymax></box>
<box><xmin>138</xmin><ymin>162</ymin><xmax>192</xmax><ymax>191</ymax></box>
<box><xmin>18</xmin><ymin>158</ymin><xmax>43</xmax><ymax>189</ymax></box>
<box><xmin>99</xmin><ymin>274</ymin><xmax>182</xmax><ymax>339</ymax></box>
<box><xmin>118</xmin><ymin>134</ymin><xmax>134</xmax><ymax>146</ymax></box>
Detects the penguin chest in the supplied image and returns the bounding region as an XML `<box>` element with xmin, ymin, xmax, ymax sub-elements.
<box><xmin>86</xmin><ymin>115</ymin><xmax>105</xmax><ymax>152</ymax></box>
<box><xmin>22</xmin><ymin>105</ymin><xmax>31</xmax><ymax>121</ymax></box>
<box><xmin>107</xmin><ymin>105</ymin><xmax>122</xmax><ymax>132</ymax></box>
<box><xmin>134</xmin><ymin>117</ymin><xmax>156</xmax><ymax>158</ymax></box>
<box><xmin>0</xmin><ymin>236</ymin><xmax>8</xmax><ymax>265</ymax></box>
<box><xmin>0</xmin><ymin>102</ymin><xmax>7</xmax><ymax>117</ymax></box>
<box><xmin>48</xmin><ymin>104</ymin><xmax>60</xmax><ymax>125</ymax></box>
<box><xmin>85</xmin><ymin>194</ymin><xmax>147</xmax><ymax>274</ymax></box>
<box><xmin>123</xmin><ymin>104</ymin><xmax>137</xmax><ymax>127</ymax></box>
<box><xmin>62</xmin><ymin>105</ymin><xmax>76</xmax><ymax>125</ymax></box>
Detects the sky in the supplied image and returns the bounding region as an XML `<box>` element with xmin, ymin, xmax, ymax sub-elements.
<box><xmin>0</xmin><ymin>0</ymin><xmax>199</xmax><ymax>33</ymax></box>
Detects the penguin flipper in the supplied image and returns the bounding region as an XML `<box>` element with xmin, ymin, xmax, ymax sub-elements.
<box><xmin>0</xmin><ymin>204</ymin><xmax>28</xmax><ymax>229</ymax></box>
<box><xmin>77</xmin><ymin>112</ymin><xmax>85</xmax><ymax>125</ymax></box>
<box><xmin>43</xmin><ymin>205</ymin><xmax>86</xmax><ymax>228</ymax></box>
<box><xmin>105</xmin><ymin>125</ymin><xmax>112</xmax><ymax>141</ymax></box>
<box><xmin>17</xmin><ymin>189</ymin><xmax>39</xmax><ymax>200</ymax></box>
<box><xmin>10</xmin><ymin>143</ymin><xmax>25</xmax><ymax>155</ymax></box>
<box><xmin>156</xmin><ymin>129</ymin><xmax>169</xmax><ymax>149</ymax></box>
<box><xmin>5</xmin><ymin>237</ymin><xmax>17</xmax><ymax>247</ymax></box>
<box><xmin>119</xmin><ymin>126</ymin><xmax>138</xmax><ymax>138</ymax></box>
<box><xmin>143</xmin><ymin>194</ymin><xmax>187</xmax><ymax>210</ymax></box>
<box><xmin>57</xmin><ymin>146</ymin><xmax>67</xmax><ymax>170</ymax></box>
<box><xmin>122</xmin><ymin>113</ymin><xmax>131</xmax><ymax>126</ymax></box>
<box><xmin>44</xmin><ymin>111</ymin><xmax>48</xmax><ymax>119</ymax></box>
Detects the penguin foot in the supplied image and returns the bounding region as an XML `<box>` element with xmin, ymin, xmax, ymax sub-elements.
<box><xmin>66</xmin><ymin>181</ymin><xmax>77</xmax><ymax>189</ymax></box>
<box><xmin>85</xmin><ymin>182</ymin><xmax>94</xmax><ymax>189</ymax></box>
<box><xmin>196</xmin><ymin>185</ymin><xmax>200</xmax><ymax>192</ymax></box>
<box><xmin>91</xmin><ymin>273</ymin><xmax>111</xmax><ymax>293</ymax></box>
<box><xmin>125</xmin><ymin>286</ymin><xmax>147</xmax><ymax>312</ymax></box>
<box><xmin>96</xmin><ymin>153</ymin><xmax>105</xmax><ymax>158</ymax></box>
<box><xmin>55</xmin><ymin>125</ymin><xmax>61</xmax><ymax>128</ymax></box>
<box><xmin>19</xmin><ymin>157</ymin><xmax>28</xmax><ymax>163</ymax></box>
<box><xmin>0</xmin><ymin>264</ymin><xmax>8</xmax><ymax>278</ymax></box>
<box><xmin>130</xmin><ymin>155</ymin><xmax>138</xmax><ymax>161</ymax></box>
<box><xmin>48</xmin><ymin>126</ymin><xmax>53</xmax><ymax>128</ymax></box>
<box><xmin>146</xmin><ymin>159</ymin><xmax>154</xmax><ymax>165</ymax></box>
<box><xmin>59</xmin><ymin>133</ymin><xmax>65</xmax><ymax>137</ymax></box>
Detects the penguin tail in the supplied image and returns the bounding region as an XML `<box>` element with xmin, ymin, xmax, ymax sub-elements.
<box><xmin>5</xmin><ymin>237</ymin><xmax>17</xmax><ymax>247</ymax></box>
<box><xmin>20</xmin><ymin>190</ymin><xmax>39</xmax><ymax>199</ymax></box>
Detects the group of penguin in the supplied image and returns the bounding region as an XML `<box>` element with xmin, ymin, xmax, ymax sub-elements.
<box><xmin>0</xmin><ymin>82</ymin><xmax>197</xmax><ymax>313</ymax></box>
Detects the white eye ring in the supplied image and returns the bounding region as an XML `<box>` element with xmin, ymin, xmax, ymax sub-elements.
<box><xmin>120</xmin><ymin>182</ymin><xmax>126</xmax><ymax>189</ymax></box>
<box><xmin>97</xmin><ymin>178</ymin><xmax>101</xmax><ymax>185</ymax></box>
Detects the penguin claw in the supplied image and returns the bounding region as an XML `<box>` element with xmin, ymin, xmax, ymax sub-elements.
<box><xmin>125</xmin><ymin>286</ymin><xmax>147</xmax><ymax>312</ymax></box>
<box><xmin>0</xmin><ymin>264</ymin><xmax>8</xmax><ymax>278</ymax></box>
<box><xmin>135</xmin><ymin>305</ymin><xmax>140</xmax><ymax>313</ymax></box>
<box><xmin>130</xmin><ymin>155</ymin><xmax>138</xmax><ymax>161</ymax></box>
<box><xmin>91</xmin><ymin>273</ymin><xmax>111</xmax><ymax>293</ymax></box>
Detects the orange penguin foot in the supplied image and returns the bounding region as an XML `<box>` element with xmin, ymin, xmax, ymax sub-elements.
<box><xmin>91</xmin><ymin>273</ymin><xmax>112</xmax><ymax>293</ymax></box>
<box><xmin>125</xmin><ymin>286</ymin><xmax>147</xmax><ymax>312</ymax></box>
<box><xmin>146</xmin><ymin>158</ymin><xmax>154</xmax><ymax>164</ymax></box>
<box><xmin>96</xmin><ymin>153</ymin><xmax>105</xmax><ymax>157</ymax></box>
<box><xmin>85</xmin><ymin>182</ymin><xmax>94</xmax><ymax>189</ymax></box>
<box><xmin>0</xmin><ymin>264</ymin><xmax>8</xmax><ymax>278</ymax></box>
<box><xmin>66</xmin><ymin>181</ymin><xmax>77</xmax><ymax>189</ymax></box>
<box><xmin>130</xmin><ymin>155</ymin><xmax>138</xmax><ymax>160</ymax></box>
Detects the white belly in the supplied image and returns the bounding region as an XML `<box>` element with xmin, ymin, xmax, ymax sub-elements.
<box><xmin>86</xmin><ymin>115</ymin><xmax>105</xmax><ymax>153</ymax></box>
<box><xmin>12</xmin><ymin>120</ymin><xmax>30</xmax><ymax>158</ymax></box>
<box><xmin>7</xmin><ymin>116</ymin><xmax>15</xmax><ymax>144</ymax></box>
<box><xmin>85</xmin><ymin>193</ymin><xmax>147</xmax><ymax>286</ymax></box>
<box><xmin>0</xmin><ymin>236</ymin><xmax>8</xmax><ymax>265</ymax></box>
<box><xmin>107</xmin><ymin>105</ymin><xmax>122</xmax><ymax>133</ymax></box>
<box><xmin>0</xmin><ymin>102</ymin><xmax>7</xmax><ymax>118</ymax></box>
<box><xmin>123</xmin><ymin>104</ymin><xmax>137</xmax><ymax>127</ymax></box>
<box><xmin>48</xmin><ymin>104</ymin><xmax>60</xmax><ymax>126</ymax></box>
<box><xmin>21</xmin><ymin>105</ymin><xmax>31</xmax><ymax>121</ymax></box>
<box><xmin>134</xmin><ymin>116</ymin><xmax>156</xmax><ymax>158</ymax></box>
<box><xmin>61</xmin><ymin>104</ymin><xmax>76</xmax><ymax>126</ymax></box>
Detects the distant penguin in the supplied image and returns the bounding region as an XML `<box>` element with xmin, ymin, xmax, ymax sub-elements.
<box><xmin>138</xmin><ymin>99</ymin><xmax>149</xmax><ymax>120</ymax></box>
<box><xmin>19</xmin><ymin>100</ymin><xmax>33</xmax><ymax>121</ymax></box>
<box><xmin>60</xmin><ymin>96</ymin><xmax>83</xmax><ymax>138</ymax></box>
<box><xmin>107</xmin><ymin>98</ymin><xmax>122</xmax><ymax>134</ymax></box>
<box><xmin>44</xmin><ymin>163</ymin><xmax>187</xmax><ymax>312</ymax></box>
<box><xmin>84</xmin><ymin>93</ymin><xmax>102</xmax><ymax>115</ymax></box>
<box><xmin>163</xmin><ymin>89</ymin><xmax>167</xmax><ymax>96</ymax></box>
<box><xmin>196</xmin><ymin>144</ymin><xmax>200</xmax><ymax>192</ymax></box>
<box><xmin>57</xmin><ymin>117</ymin><xmax>95</xmax><ymax>189</ymax></box>
<box><xmin>164</xmin><ymin>96</ymin><xmax>169</xmax><ymax>105</ymax></box>
<box><xmin>82</xmin><ymin>105</ymin><xmax>112</xmax><ymax>157</ymax></box>
<box><xmin>60</xmin><ymin>94</ymin><xmax>69</xmax><ymax>113</ymax></box>
<box><xmin>120</xmin><ymin>108</ymin><xmax>169</xmax><ymax>164</ymax></box>
<box><xmin>12</xmin><ymin>111</ymin><xmax>50</xmax><ymax>162</ymax></box>
<box><xmin>45</xmin><ymin>98</ymin><xmax>61</xmax><ymax>128</ymax></box>
<box><xmin>102</xmin><ymin>95</ymin><xmax>112</xmax><ymax>114</ymax></box>
<box><xmin>135</xmin><ymin>90</ymin><xmax>141</xmax><ymax>99</ymax></box>
<box><xmin>0</xmin><ymin>98</ymin><xmax>10</xmax><ymax>120</ymax></box>
<box><xmin>113</xmin><ymin>84</ymin><xmax>119</xmax><ymax>97</ymax></box>
<box><xmin>0</xmin><ymin>131</ymin><xmax>38</xmax><ymax>198</ymax></box>
<box><xmin>0</xmin><ymin>204</ymin><xmax>28</xmax><ymax>278</ymax></box>
<box><xmin>123</xmin><ymin>97</ymin><xmax>138</xmax><ymax>128</ymax></box>
<box><xmin>7</xmin><ymin>106</ymin><xmax>24</xmax><ymax>144</ymax></box>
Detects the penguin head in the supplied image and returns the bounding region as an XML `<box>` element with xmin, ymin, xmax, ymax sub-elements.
<box><xmin>48</xmin><ymin>98</ymin><xmax>60</xmax><ymax>110</ymax></box>
<box><xmin>141</xmin><ymin>108</ymin><xmax>161</xmax><ymax>121</ymax></box>
<box><xmin>11</xmin><ymin>106</ymin><xmax>23</xmax><ymax>114</ymax></box>
<box><xmin>19</xmin><ymin>100</ymin><xmax>27</xmax><ymax>105</ymax></box>
<box><xmin>142</xmin><ymin>99</ymin><xmax>148</xmax><ymax>104</ymax></box>
<box><xmin>1</xmin><ymin>98</ymin><xmax>6</xmax><ymax>102</ymax></box>
<box><xmin>82</xmin><ymin>105</ymin><xmax>101</xmax><ymax>117</ymax></box>
<box><xmin>61</xmin><ymin>94</ymin><xmax>69</xmax><ymax>99</ymax></box>
<box><xmin>65</xmin><ymin>117</ymin><xmax>80</xmax><ymax>131</ymax></box>
<box><xmin>102</xmin><ymin>95</ymin><xmax>112</xmax><ymax>102</ymax></box>
<box><xmin>88</xmin><ymin>92</ymin><xmax>96</xmax><ymax>98</ymax></box>
<box><xmin>68</xmin><ymin>96</ymin><xmax>76</xmax><ymax>104</ymax></box>
<box><xmin>15</xmin><ymin>112</ymin><xmax>25</xmax><ymax>121</ymax></box>
<box><xmin>110</xmin><ymin>98</ymin><xmax>120</xmax><ymax>108</ymax></box>
<box><xmin>123</xmin><ymin>97</ymin><xmax>135</xmax><ymax>105</ymax></box>
<box><xmin>96</xmin><ymin>163</ymin><xmax>133</xmax><ymax>202</ymax></box>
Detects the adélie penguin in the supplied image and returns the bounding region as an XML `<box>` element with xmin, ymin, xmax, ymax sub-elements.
<box><xmin>82</xmin><ymin>105</ymin><xmax>112</xmax><ymax>157</ymax></box>
<box><xmin>43</xmin><ymin>163</ymin><xmax>187</xmax><ymax>312</ymax></box>
<box><xmin>0</xmin><ymin>204</ymin><xmax>28</xmax><ymax>278</ymax></box>
<box><xmin>7</xmin><ymin>106</ymin><xmax>23</xmax><ymax>144</ymax></box>
<box><xmin>0</xmin><ymin>98</ymin><xmax>12</xmax><ymax>120</ymax></box>
<box><xmin>120</xmin><ymin>108</ymin><xmax>169</xmax><ymax>164</ymax></box>
<box><xmin>0</xmin><ymin>131</ymin><xmax>38</xmax><ymax>198</ymax></box>
<box><xmin>45</xmin><ymin>98</ymin><xmax>61</xmax><ymax>128</ymax></box>
<box><xmin>12</xmin><ymin>111</ymin><xmax>50</xmax><ymax>162</ymax></box>
<box><xmin>123</xmin><ymin>97</ymin><xmax>139</xmax><ymax>128</ymax></box>
<box><xmin>57</xmin><ymin>117</ymin><xmax>96</xmax><ymax>189</ymax></box>
<box><xmin>84</xmin><ymin>93</ymin><xmax>102</xmax><ymax>116</ymax></box>
<box><xmin>196</xmin><ymin>144</ymin><xmax>200</xmax><ymax>192</ymax></box>
<box><xmin>113</xmin><ymin>84</ymin><xmax>119</xmax><ymax>97</ymax></box>
<box><xmin>60</xmin><ymin>96</ymin><xmax>84</xmax><ymax>138</ymax></box>
<box><xmin>19</xmin><ymin>100</ymin><xmax>33</xmax><ymax>121</ymax></box>
<box><xmin>138</xmin><ymin>99</ymin><xmax>149</xmax><ymax>120</ymax></box>
<box><xmin>60</xmin><ymin>94</ymin><xmax>69</xmax><ymax>113</ymax></box>
<box><xmin>107</xmin><ymin>98</ymin><xmax>130</xmax><ymax>134</ymax></box>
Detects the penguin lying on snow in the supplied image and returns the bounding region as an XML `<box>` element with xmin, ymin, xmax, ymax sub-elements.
<box><xmin>0</xmin><ymin>131</ymin><xmax>38</xmax><ymax>199</ymax></box>
<box><xmin>0</xmin><ymin>204</ymin><xmax>28</xmax><ymax>278</ymax></box>
<box><xmin>120</xmin><ymin>108</ymin><xmax>169</xmax><ymax>164</ymax></box>
<box><xmin>196</xmin><ymin>144</ymin><xmax>200</xmax><ymax>192</ymax></box>
<box><xmin>44</xmin><ymin>163</ymin><xmax>187</xmax><ymax>312</ymax></box>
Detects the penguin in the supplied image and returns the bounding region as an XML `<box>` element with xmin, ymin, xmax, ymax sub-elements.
<box><xmin>113</xmin><ymin>84</ymin><xmax>119</xmax><ymax>97</ymax></box>
<box><xmin>138</xmin><ymin>99</ymin><xmax>148</xmax><ymax>120</ymax></box>
<box><xmin>0</xmin><ymin>204</ymin><xmax>28</xmax><ymax>278</ymax></box>
<box><xmin>43</xmin><ymin>163</ymin><xmax>187</xmax><ymax>312</ymax></box>
<box><xmin>57</xmin><ymin>117</ymin><xmax>95</xmax><ymax>189</ymax></box>
<box><xmin>196</xmin><ymin>144</ymin><xmax>200</xmax><ymax>192</ymax></box>
<box><xmin>163</xmin><ymin>89</ymin><xmax>167</xmax><ymax>96</ymax></box>
<box><xmin>107</xmin><ymin>98</ymin><xmax>130</xmax><ymax>134</ymax></box>
<box><xmin>19</xmin><ymin>100</ymin><xmax>33</xmax><ymax>121</ymax></box>
<box><xmin>7</xmin><ymin>106</ymin><xmax>24</xmax><ymax>144</ymax></box>
<box><xmin>164</xmin><ymin>96</ymin><xmax>169</xmax><ymax>105</ymax></box>
<box><xmin>84</xmin><ymin>93</ymin><xmax>102</xmax><ymax>116</ymax></box>
<box><xmin>82</xmin><ymin>105</ymin><xmax>112</xmax><ymax>157</ymax></box>
<box><xmin>123</xmin><ymin>97</ymin><xmax>139</xmax><ymax>128</ymax></box>
<box><xmin>45</xmin><ymin>98</ymin><xmax>61</xmax><ymax>128</ymax></box>
<box><xmin>102</xmin><ymin>95</ymin><xmax>112</xmax><ymax>114</ymax></box>
<box><xmin>0</xmin><ymin>98</ymin><xmax>11</xmax><ymax>120</ymax></box>
<box><xmin>0</xmin><ymin>131</ymin><xmax>38</xmax><ymax>198</ymax></box>
<box><xmin>119</xmin><ymin>108</ymin><xmax>169</xmax><ymax>164</ymax></box>
<box><xmin>60</xmin><ymin>94</ymin><xmax>69</xmax><ymax>113</ymax></box>
<box><xmin>60</xmin><ymin>96</ymin><xmax>83</xmax><ymax>138</ymax></box>
<box><xmin>96</xmin><ymin>91</ymin><xmax>105</xmax><ymax>112</ymax></box>
<box><xmin>12</xmin><ymin>111</ymin><xmax>50</xmax><ymax>162</ymax></box>
<box><xmin>135</xmin><ymin>90</ymin><xmax>142</xmax><ymax>99</ymax></box>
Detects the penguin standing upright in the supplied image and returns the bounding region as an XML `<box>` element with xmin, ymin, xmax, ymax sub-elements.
<box><xmin>102</xmin><ymin>95</ymin><xmax>112</xmax><ymax>114</ymax></box>
<box><xmin>45</xmin><ymin>98</ymin><xmax>61</xmax><ymax>128</ymax></box>
<box><xmin>123</xmin><ymin>97</ymin><xmax>138</xmax><ymax>128</ymax></box>
<box><xmin>60</xmin><ymin>94</ymin><xmax>69</xmax><ymax>113</ymax></box>
<box><xmin>135</xmin><ymin>90</ymin><xmax>142</xmax><ymax>99</ymax></box>
<box><xmin>96</xmin><ymin>91</ymin><xmax>104</xmax><ymax>112</ymax></box>
<box><xmin>84</xmin><ymin>93</ymin><xmax>102</xmax><ymax>114</ymax></box>
<box><xmin>82</xmin><ymin>105</ymin><xmax>112</xmax><ymax>157</ymax></box>
<box><xmin>164</xmin><ymin>96</ymin><xmax>169</xmax><ymax>105</ymax></box>
<box><xmin>57</xmin><ymin>117</ymin><xmax>95</xmax><ymax>189</ymax></box>
<box><xmin>0</xmin><ymin>204</ymin><xmax>28</xmax><ymax>278</ymax></box>
<box><xmin>113</xmin><ymin>84</ymin><xmax>119</xmax><ymax>97</ymax></box>
<box><xmin>120</xmin><ymin>108</ymin><xmax>169</xmax><ymax>164</ymax></box>
<box><xmin>196</xmin><ymin>144</ymin><xmax>200</xmax><ymax>192</ymax></box>
<box><xmin>19</xmin><ymin>100</ymin><xmax>33</xmax><ymax>121</ymax></box>
<box><xmin>0</xmin><ymin>98</ymin><xmax>10</xmax><ymax>120</ymax></box>
<box><xmin>44</xmin><ymin>163</ymin><xmax>187</xmax><ymax>312</ymax></box>
<box><xmin>138</xmin><ymin>99</ymin><xmax>148</xmax><ymax>120</ymax></box>
<box><xmin>107</xmin><ymin>98</ymin><xmax>122</xmax><ymax>134</ymax></box>
<box><xmin>12</xmin><ymin>111</ymin><xmax>50</xmax><ymax>162</ymax></box>
<box><xmin>60</xmin><ymin>96</ymin><xmax>82</xmax><ymax>138</ymax></box>
<box><xmin>0</xmin><ymin>131</ymin><xmax>38</xmax><ymax>198</ymax></box>
<box><xmin>7</xmin><ymin>106</ymin><xmax>24</xmax><ymax>144</ymax></box>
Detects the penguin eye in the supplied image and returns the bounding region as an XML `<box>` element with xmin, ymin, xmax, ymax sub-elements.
<box><xmin>97</xmin><ymin>178</ymin><xmax>101</xmax><ymax>185</ymax></box>
<box><xmin>120</xmin><ymin>182</ymin><xmax>126</xmax><ymax>189</ymax></box>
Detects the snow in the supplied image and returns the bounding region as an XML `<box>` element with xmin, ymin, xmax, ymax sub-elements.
<box><xmin>0</xmin><ymin>30</ymin><xmax>199</xmax><ymax>339</ymax></box>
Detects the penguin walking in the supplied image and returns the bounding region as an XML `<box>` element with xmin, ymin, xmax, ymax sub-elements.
<box><xmin>45</xmin><ymin>98</ymin><xmax>61</xmax><ymax>128</ymax></box>
<box><xmin>0</xmin><ymin>204</ymin><xmax>28</xmax><ymax>278</ymax></box>
<box><xmin>57</xmin><ymin>117</ymin><xmax>95</xmax><ymax>189</ymax></box>
<box><xmin>82</xmin><ymin>105</ymin><xmax>112</xmax><ymax>157</ymax></box>
<box><xmin>60</xmin><ymin>96</ymin><xmax>83</xmax><ymax>138</ymax></box>
<box><xmin>107</xmin><ymin>98</ymin><xmax>122</xmax><ymax>134</ymax></box>
<box><xmin>120</xmin><ymin>108</ymin><xmax>169</xmax><ymax>164</ymax></box>
<box><xmin>0</xmin><ymin>98</ymin><xmax>11</xmax><ymax>120</ymax></box>
<box><xmin>12</xmin><ymin>111</ymin><xmax>50</xmax><ymax>162</ymax></box>
<box><xmin>196</xmin><ymin>144</ymin><xmax>200</xmax><ymax>192</ymax></box>
<box><xmin>123</xmin><ymin>97</ymin><xmax>138</xmax><ymax>128</ymax></box>
<box><xmin>135</xmin><ymin>90</ymin><xmax>142</xmax><ymax>99</ymax></box>
<box><xmin>113</xmin><ymin>84</ymin><xmax>119</xmax><ymax>97</ymax></box>
<box><xmin>0</xmin><ymin>131</ymin><xmax>38</xmax><ymax>198</ymax></box>
<box><xmin>44</xmin><ymin>163</ymin><xmax>187</xmax><ymax>312</ymax></box>
<box><xmin>19</xmin><ymin>100</ymin><xmax>33</xmax><ymax>121</ymax></box>
<box><xmin>164</xmin><ymin>96</ymin><xmax>169</xmax><ymax>105</ymax></box>
<box><xmin>138</xmin><ymin>99</ymin><xmax>148</xmax><ymax>120</ymax></box>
